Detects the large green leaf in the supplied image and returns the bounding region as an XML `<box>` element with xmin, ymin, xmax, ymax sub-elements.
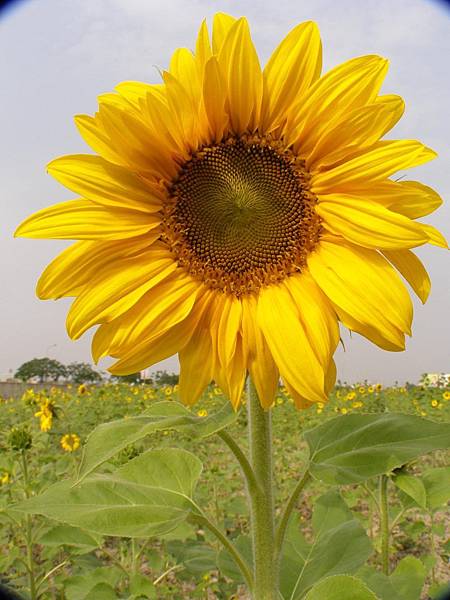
<box><xmin>216</xmin><ymin>535</ymin><xmax>253</xmax><ymax>582</ymax></box>
<box><xmin>64</xmin><ymin>566</ymin><xmax>122</xmax><ymax>600</ymax></box>
<box><xmin>305</xmin><ymin>413</ymin><xmax>450</xmax><ymax>484</ymax></box>
<box><xmin>358</xmin><ymin>556</ymin><xmax>426</xmax><ymax>600</ymax></box>
<box><xmin>16</xmin><ymin>448</ymin><xmax>202</xmax><ymax>537</ymax></box>
<box><xmin>304</xmin><ymin>575</ymin><xmax>379</xmax><ymax>600</ymax></box>
<box><xmin>392</xmin><ymin>473</ymin><xmax>427</xmax><ymax>509</ymax></box>
<box><xmin>422</xmin><ymin>467</ymin><xmax>450</xmax><ymax>511</ymax></box>
<box><xmin>166</xmin><ymin>540</ymin><xmax>218</xmax><ymax>575</ymax></box>
<box><xmin>280</xmin><ymin>492</ymin><xmax>372</xmax><ymax>599</ymax></box>
<box><xmin>37</xmin><ymin>524</ymin><xmax>102</xmax><ymax>554</ymax></box>
<box><xmin>77</xmin><ymin>400</ymin><xmax>237</xmax><ymax>482</ymax></box>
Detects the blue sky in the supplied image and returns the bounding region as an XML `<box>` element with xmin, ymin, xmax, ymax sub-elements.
<box><xmin>1</xmin><ymin>0</ymin><xmax>449</xmax><ymax>383</ymax></box>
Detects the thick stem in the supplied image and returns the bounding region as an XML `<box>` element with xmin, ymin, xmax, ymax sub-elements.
<box><xmin>247</xmin><ymin>378</ymin><xmax>278</xmax><ymax>600</ymax></box>
<box><xmin>379</xmin><ymin>474</ymin><xmax>390</xmax><ymax>575</ymax></box>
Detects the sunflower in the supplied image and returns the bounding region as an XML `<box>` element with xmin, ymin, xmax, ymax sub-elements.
<box><xmin>16</xmin><ymin>14</ymin><xmax>446</xmax><ymax>410</ymax></box>
<box><xmin>60</xmin><ymin>433</ymin><xmax>81</xmax><ymax>452</ymax></box>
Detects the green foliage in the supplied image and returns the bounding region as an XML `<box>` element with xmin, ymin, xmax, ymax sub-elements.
<box><xmin>77</xmin><ymin>400</ymin><xmax>238</xmax><ymax>481</ymax></box>
<box><xmin>304</xmin><ymin>575</ymin><xmax>379</xmax><ymax>600</ymax></box>
<box><xmin>153</xmin><ymin>370</ymin><xmax>179</xmax><ymax>386</ymax></box>
<box><xmin>1</xmin><ymin>382</ymin><xmax>449</xmax><ymax>599</ymax></box>
<box><xmin>280</xmin><ymin>491</ymin><xmax>372</xmax><ymax>599</ymax></box>
<box><xmin>17</xmin><ymin>448</ymin><xmax>203</xmax><ymax>537</ymax></box>
<box><xmin>14</xmin><ymin>357</ymin><xmax>67</xmax><ymax>382</ymax></box>
<box><xmin>358</xmin><ymin>556</ymin><xmax>427</xmax><ymax>600</ymax></box>
<box><xmin>66</xmin><ymin>362</ymin><xmax>102</xmax><ymax>384</ymax></box>
<box><xmin>304</xmin><ymin>412</ymin><xmax>450</xmax><ymax>484</ymax></box>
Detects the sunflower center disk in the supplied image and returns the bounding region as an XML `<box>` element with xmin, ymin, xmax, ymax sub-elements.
<box><xmin>163</xmin><ymin>136</ymin><xmax>321</xmax><ymax>296</ymax></box>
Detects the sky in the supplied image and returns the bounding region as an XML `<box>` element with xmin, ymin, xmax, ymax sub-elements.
<box><xmin>1</xmin><ymin>0</ymin><xmax>449</xmax><ymax>384</ymax></box>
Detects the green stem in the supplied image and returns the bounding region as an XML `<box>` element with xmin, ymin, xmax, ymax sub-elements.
<box><xmin>217</xmin><ymin>429</ymin><xmax>260</xmax><ymax>496</ymax></box>
<box><xmin>247</xmin><ymin>378</ymin><xmax>278</xmax><ymax>600</ymax></box>
<box><xmin>379</xmin><ymin>474</ymin><xmax>390</xmax><ymax>575</ymax></box>
<box><xmin>274</xmin><ymin>470</ymin><xmax>311</xmax><ymax>566</ymax></box>
<box><xmin>429</xmin><ymin>511</ymin><xmax>436</xmax><ymax>583</ymax></box>
<box><xmin>21</xmin><ymin>452</ymin><xmax>37</xmax><ymax>600</ymax></box>
<box><xmin>188</xmin><ymin>513</ymin><xmax>253</xmax><ymax>589</ymax></box>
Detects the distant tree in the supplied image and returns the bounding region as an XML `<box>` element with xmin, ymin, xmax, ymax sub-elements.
<box><xmin>15</xmin><ymin>358</ymin><xmax>67</xmax><ymax>383</ymax></box>
<box><xmin>66</xmin><ymin>362</ymin><xmax>102</xmax><ymax>384</ymax></box>
<box><xmin>153</xmin><ymin>370</ymin><xmax>179</xmax><ymax>386</ymax></box>
<box><xmin>112</xmin><ymin>372</ymin><xmax>143</xmax><ymax>384</ymax></box>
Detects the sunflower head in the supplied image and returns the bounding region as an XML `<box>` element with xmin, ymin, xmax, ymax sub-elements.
<box><xmin>16</xmin><ymin>14</ymin><xmax>446</xmax><ymax>410</ymax></box>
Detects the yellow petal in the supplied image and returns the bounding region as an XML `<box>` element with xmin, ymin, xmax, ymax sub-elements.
<box><xmin>163</xmin><ymin>70</ymin><xmax>200</xmax><ymax>151</ymax></box>
<box><xmin>36</xmin><ymin>237</ymin><xmax>153</xmax><ymax>299</ymax></box>
<box><xmin>217</xmin><ymin>295</ymin><xmax>242</xmax><ymax>369</ymax></box>
<box><xmin>98</xmin><ymin>103</ymin><xmax>177</xmax><ymax>178</ymax></box>
<box><xmin>66</xmin><ymin>252</ymin><xmax>177</xmax><ymax>339</ymax></box>
<box><xmin>420</xmin><ymin>224</ymin><xmax>448</xmax><ymax>248</ymax></box>
<box><xmin>179</xmin><ymin>292</ymin><xmax>215</xmax><ymax>406</ymax></box>
<box><xmin>170</xmin><ymin>48</ymin><xmax>201</xmax><ymax>107</ymax></box>
<box><xmin>108</xmin><ymin>319</ymin><xmax>192</xmax><ymax>375</ymax></box>
<box><xmin>322</xmin><ymin>179</ymin><xmax>443</xmax><ymax>220</ymax></box>
<box><xmin>261</xmin><ymin>21</ymin><xmax>322</xmax><ymax>132</ymax></box>
<box><xmin>74</xmin><ymin>114</ymin><xmax>125</xmax><ymax>166</ymax></box>
<box><xmin>317</xmin><ymin>196</ymin><xmax>428</xmax><ymax>249</ymax></box>
<box><xmin>257</xmin><ymin>283</ymin><xmax>327</xmax><ymax>404</ymax></box>
<box><xmin>312</xmin><ymin>141</ymin><xmax>437</xmax><ymax>192</ymax></box>
<box><xmin>285</xmin><ymin>272</ymin><xmax>339</xmax><ymax>368</ymax></box>
<box><xmin>337</xmin><ymin>305</ymin><xmax>405</xmax><ymax>351</ymax></box>
<box><xmin>212</xmin><ymin>13</ymin><xmax>237</xmax><ymax>53</ymax></box>
<box><xmin>213</xmin><ymin>335</ymin><xmax>246</xmax><ymax>410</ymax></box>
<box><xmin>15</xmin><ymin>199</ymin><xmax>160</xmax><ymax>240</ymax></box>
<box><xmin>195</xmin><ymin>19</ymin><xmax>212</xmax><ymax>70</ymax></box>
<box><xmin>308</xmin><ymin>240</ymin><xmax>413</xmax><ymax>346</ymax></box>
<box><xmin>325</xmin><ymin>359</ymin><xmax>337</xmax><ymax>395</ymax></box>
<box><xmin>108</xmin><ymin>283</ymin><xmax>205</xmax><ymax>375</ymax></box>
<box><xmin>94</xmin><ymin>273</ymin><xmax>199</xmax><ymax>360</ymax></box>
<box><xmin>283</xmin><ymin>379</ymin><xmax>315</xmax><ymax>410</ymax></box>
<box><xmin>242</xmin><ymin>295</ymin><xmax>278</xmax><ymax>409</ymax></box>
<box><xmin>115</xmin><ymin>81</ymin><xmax>158</xmax><ymax>109</ymax></box>
<box><xmin>218</xmin><ymin>17</ymin><xmax>263</xmax><ymax>134</ymax></box>
<box><xmin>47</xmin><ymin>155</ymin><xmax>163</xmax><ymax>213</ymax></box>
<box><xmin>382</xmin><ymin>249</ymin><xmax>431</xmax><ymax>303</ymax></box>
<box><xmin>203</xmin><ymin>57</ymin><xmax>229</xmax><ymax>142</ymax></box>
<box><xmin>307</xmin><ymin>95</ymin><xmax>405</xmax><ymax>169</ymax></box>
<box><xmin>289</xmin><ymin>55</ymin><xmax>388</xmax><ymax>152</ymax></box>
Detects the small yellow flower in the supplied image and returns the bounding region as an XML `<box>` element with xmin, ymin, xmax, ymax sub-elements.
<box><xmin>77</xmin><ymin>384</ymin><xmax>87</xmax><ymax>395</ymax></box>
<box><xmin>213</xmin><ymin>387</ymin><xmax>222</xmax><ymax>396</ymax></box>
<box><xmin>60</xmin><ymin>433</ymin><xmax>80</xmax><ymax>452</ymax></box>
<box><xmin>34</xmin><ymin>398</ymin><xmax>57</xmax><ymax>432</ymax></box>
<box><xmin>346</xmin><ymin>392</ymin><xmax>356</xmax><ymax>401</ymax></box>
<box><xmin>276</xmin><ymin>397</ymin><xmax>284</xmax><ymax>405</ymax></box>
<box><xmin>420</xmin><ymin>410</ymin><xmax>427</xmax><ymax>417</ymax></box>
<box><xmin>316</xmin><ymin>408</ymin><xmax>323</xmax><ymax>414</ymax></box>
<box><xmin>317</xmin><ymin>402</ymin><xmax>324</xmax><ymax>409</ymax></box>
<box><xmin>173</xmin><ymin>384</ymin><xmax>179</xmax><ymax>393</ymax></box>
<box><xmin>443</xmin><ymin>391</ymin><xmax>450</xmax><ymax>401</ymax></box>
<box><xmin>352</xmin><ymin>401</ymin><xmax>363</xmax><ymax>408</ymax></box>
<box><xmin>375</xmin><ymin>383</ymin><xmax>382</xmax><ymax>392</ymax></box>
<box><xmin>340</xmin><ymin>407</ymin><xmax>348</xmax><ymax>415</ymax></box>
<box><xmin>358</xmin><ymin>386</ymin><xmax>365</xmax><ymax>394</ymax></box>
<box><xmin>0</xmin><ymin>472</ymin><xmax>11</xmax><ymax>485</ymax></box>
<box><xmin>367</xmin><ymin>386</ymin><xmax>374</xmax><ymax>394</ymax></box>
<box><xmin>197</xmin><ymin>409</ymin><xmax>208</xmax><ymax>417</ymax></box>
<box><xmin>164</xmin><ymin>386</ymin><xmax>173</xmax><ymax>396</ymax></box>
<box><xmin>431</xmin><ymin>399</ymin><xmax>439</xmax><ymax>408</ymax></box>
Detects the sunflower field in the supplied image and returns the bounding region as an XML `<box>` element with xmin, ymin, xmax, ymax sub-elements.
<box><xmin>0</xmin><ymin>381</ymin><xmax>449</xmax><ymax>600</ymax></box>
